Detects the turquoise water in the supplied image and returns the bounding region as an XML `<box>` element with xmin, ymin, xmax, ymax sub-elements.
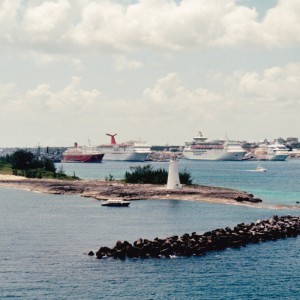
<box><xmin>1</xmin><ymin>160</ymin><xmax>300</xmax><ymax>299</ymax></box>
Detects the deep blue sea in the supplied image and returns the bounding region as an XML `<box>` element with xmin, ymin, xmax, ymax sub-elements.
<box><xmin>1</xmin><ymin>159</ymin><xmax>300</xmax><ymax>299</ymax></box>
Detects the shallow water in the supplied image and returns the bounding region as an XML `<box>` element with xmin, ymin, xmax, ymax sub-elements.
<box><xmin>1</xmin><ymin>160</ymin><xmax>300</xmax><ymax>299</ymax></box>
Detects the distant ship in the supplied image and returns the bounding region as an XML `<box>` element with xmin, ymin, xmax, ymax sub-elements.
<box><xmin>96</xmin><ymin>134</ymin><xmax>151</xmax><ymax>161</ymax></box>
<box><xmin>182</xmin><ymin>131</ymin><xmax>246</xmax><ymax>161</ymax></box>
<box><xmin>62</xmin><ymin>143</ymin><xmax>104</xmax><ymax>163</ymax></box>
<box><xmin>253</xmin><ymin>143</ymin><xmax>289</xmax><ymax>161</ymax></box>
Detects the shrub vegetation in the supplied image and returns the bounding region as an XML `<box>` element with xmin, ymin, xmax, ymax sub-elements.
<box><xmin>124</xmin><ymin>164</ymin><xmax>193</xmax><ymax>185</ymax></box>
<box><xmin>0</xmin><ymin>149</ymin><xmax>78</xmax><ymax>180</ymax></box>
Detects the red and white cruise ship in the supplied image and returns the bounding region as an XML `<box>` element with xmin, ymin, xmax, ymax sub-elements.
<box><xmin>96</xmin><ymin>134</ymin><xmax>151</xmax><ymax>161</ymax></box>
<box><xmin>62</xmin><ymin>143</ymin><xmax>104</xmax><ymax>163</ymax></box>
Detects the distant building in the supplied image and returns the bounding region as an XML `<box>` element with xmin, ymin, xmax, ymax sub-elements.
<box><xmin>286</xmin><ymin>137</ymin><xmax>299</xmax><ymax>144</ymax></box>
<box><xmin>276</xmin><ymin>137</ymin><xmax>285</xmax><ymax>144</ymax></box>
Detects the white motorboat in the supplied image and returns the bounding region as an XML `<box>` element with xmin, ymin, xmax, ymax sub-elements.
<box><xmin>101</xmin><ymin>199</ymin><xmax>130</xmax><ymax>207</ymax></box>
<box><xmin>255</xmin><ymin>165</ymin><xmax>267</xmax><ymax>172</ymax></box>
<box><xmin>246</xmin><ymin>165</ymin><xmax>267</xmax><ymax>172</ymax></box>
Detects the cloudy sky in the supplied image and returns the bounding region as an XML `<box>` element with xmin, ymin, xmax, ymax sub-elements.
<box><xmin>1</xmin><ymin>0</ymin><xmax>300</xmax><ymax>147</ymax></box>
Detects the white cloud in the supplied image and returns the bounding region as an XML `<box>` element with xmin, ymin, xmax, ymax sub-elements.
<box><xmin>0</xmin><ymin>76</ymin><xmax>101</xmax><ymax>114</ymax></box>
<box><xmin>1</xmin><ymin>61</ymin><xmax>300</xmax><ymax>145</ymax></box>
<box><xmin>114</xmin><ymin>55</ymin><xmax>143</xmax><ymax>71</ymax></box>
<box><xmin>226</xmin><ymin>63</ymin><xmax>300</xmax><ymax>104</ymax></box>
<box><xmin>23</xmin><ymin>0</ymin><xmax>71</xmax><ymax>36</ymax></box>
<box><xmin>142</xmin><ymin>73</ymin><xmax>222</xmax><ymax>123</ymax></box>
<box><xmin>261</xmin><ymin>0</ymin><xmax>300</xmax><ymax>47</ymax></box>
<box><xmin>1</xmin><ymin>1</ymin><xmax>300</xmax><ymax>146</ymax></box>
<box><xmin>139</xmin><ymin>63</ymin><xmax>300</xmax><ymax>141</ymax></box>
<box><xmin>1</xmin><ymin>0</ymin><xmax>300</xmax><ymax>56</ymax></box>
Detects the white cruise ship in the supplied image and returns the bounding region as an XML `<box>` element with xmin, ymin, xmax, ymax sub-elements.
<box><xmin>96</xmin><ymin>134</ymin><xmax>151</xmax><ymax>161</ymax></box>
<box><xmin>254</xmin><ymin>143</ymin><xmax>289</xmax><ymax>161</ymax></box>
<box><xmin>182</xmin><ymin>131</ymin><xmax>246</xmax><ymax>161</ymax></box>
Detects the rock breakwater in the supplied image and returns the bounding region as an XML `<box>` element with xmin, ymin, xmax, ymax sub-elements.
<box><xmin>91</xmin><ymin>215</ymin><xmax>300</xmax><ymax>259</ymax></box>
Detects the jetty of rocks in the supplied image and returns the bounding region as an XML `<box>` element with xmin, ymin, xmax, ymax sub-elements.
<box><xmin>90</xmin><ymin>215</ymin><xmax>300</xmax><ymax>259</ymax></box>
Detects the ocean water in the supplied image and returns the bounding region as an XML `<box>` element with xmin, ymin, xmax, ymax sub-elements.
<box><xmin>1</xmin><ymin>160</ymin><xmax>300</xmax><ymax>299</ymax></box>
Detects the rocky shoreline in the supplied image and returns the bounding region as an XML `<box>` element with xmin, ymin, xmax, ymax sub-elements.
<box><xmin>91</xmin><ymin>215</ymin><xmax>300</xmax><ymax>259</ymax></box>
<box><xmin>0</xmin><ymin>176</ymin><xmax>263</xmax><ymax>205</ymax></box>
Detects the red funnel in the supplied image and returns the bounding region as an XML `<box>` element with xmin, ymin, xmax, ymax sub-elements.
<box><xmin>106</xmin><ymin>134</ymin><xmax>117</xmax><ymax>145</ymax></box>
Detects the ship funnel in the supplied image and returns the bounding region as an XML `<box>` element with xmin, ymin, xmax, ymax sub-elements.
<box><xmin>167</xmin><ymin>156</ymin><xmax>181</xmax><ymax>190</ymax></box>
<box><xmin>106</xmin><ymin>133</ymin><xmax>117</xmax><ymax>145</ymax></box>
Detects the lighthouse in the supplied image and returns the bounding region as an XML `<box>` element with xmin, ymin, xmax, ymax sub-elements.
<box><xmin>167</xmin><ymin>156</ymin><xmax>181</xmax><ymax>189</ymax></box>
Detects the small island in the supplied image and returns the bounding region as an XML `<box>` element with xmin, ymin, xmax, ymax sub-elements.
<box><xmin>0</xmin><ymin>152</ymin><xmax>263</xmax><ymax>206</ymax></box>
<box><xmin>0</xmin><ymin>175</ymin><xmax>263</xmax><ymax>206</ymax></box>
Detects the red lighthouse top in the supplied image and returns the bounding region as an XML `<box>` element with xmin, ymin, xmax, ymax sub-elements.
<box><xmin>106</xmin><ymin>133</ymin><xmax>117</xmax><ymax>145</ymax></box>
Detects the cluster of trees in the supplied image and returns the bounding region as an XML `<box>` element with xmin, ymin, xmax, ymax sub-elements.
<box><xmin>0</xmin><ymin>149</ymin><xmax>66</xmax><ymax>179</ymax></box>
<box><xmin>124</xmin><ymin>164</ymin><xmax>193</xmax><ymax>185</ymax></box>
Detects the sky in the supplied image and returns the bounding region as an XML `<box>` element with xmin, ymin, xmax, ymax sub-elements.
<box><xmin>1</xmin><ymin>0</ymin><xmax>300</xmax><ymax>147</ymax></box>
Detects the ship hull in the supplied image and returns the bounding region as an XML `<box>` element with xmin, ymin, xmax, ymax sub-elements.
<box><xmin>182</xmin><ymin>149</ymin><xmax>246</xmax><ymax>161</ymax></box>
<box><xmin>257</xmin><ymin>154</ymin><xmax>288</xmax><ymax>161</ymax></box>
<box><xmin>62</xmin><ymin>153</ymin><xmax>104</xmax><ymax>163</ymax></box>
<box><xmin>102</xmin><ymin>151</ymin><xmax>149</xmax><ymax>162</ymax></box>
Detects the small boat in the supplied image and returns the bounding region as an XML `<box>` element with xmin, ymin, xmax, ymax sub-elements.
<box><xmin>101</xmin><ymin>199</ymin><xmax>130</xmax><ymax>207</ymax></box>
<box><xmin>245</xmin><ymin>165</ymin><xmax>267</xmax><ymax>172</ymax></box>
<box><xmin>255</xmin><ymin>165</ymin><xmax>267</xmax><ymax>172</ymax></box>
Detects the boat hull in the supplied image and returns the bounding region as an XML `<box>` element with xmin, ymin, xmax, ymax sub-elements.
<box><xmin>62</xmin><ymin>153</ymin><xmax>104</xmax><ymax>163</ymax></box>
<box><xmin>257</xmin><ymin>154</ymin><xmax>288</xmax><ymax>161</ymax></box>
<box><xmin>101</xmin><ymin>201</ymin><xmax>130</xmax><ymax>207</ymax></box>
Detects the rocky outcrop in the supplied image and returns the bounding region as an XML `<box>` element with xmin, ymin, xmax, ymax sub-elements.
<box><xmin>92</xmin><ymin>215</ymin><xmax>300</xmax><ymax>259</ymax></box>
<box><xmin>234</xmin><ymin>196</ymin><xmax>262</xmax><ymax>203</ymax></box>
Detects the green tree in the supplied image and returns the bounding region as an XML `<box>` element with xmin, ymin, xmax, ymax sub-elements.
<box><xmin>43</xmin><ymin>158</ymin><xmax>56</xmax><ymax>172</ymax></box>
<box><xmin>11</xmin><ymin>149</ymin><xmax>35</xmax><ymax>170</ymax></box>
<box><xmin>124</xmin><ymin>164</ymin><xmax>193</xmax><ymax>185</ymax></box>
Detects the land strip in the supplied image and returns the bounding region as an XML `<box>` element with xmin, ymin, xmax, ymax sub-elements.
<box><xmin>1</xmin><ymin>175</ymin><xmax>300</xmax><ymax>209</ymax></box>
<box><xmin>0</xmin><ymin>174</ymin><xmax>262</xmax><ymax>205</ymax></box>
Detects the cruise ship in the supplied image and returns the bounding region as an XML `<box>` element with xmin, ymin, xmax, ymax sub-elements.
<box><xmin>253</xmin><ymin>143</ymin><xmax>289</xmax><ymax>161</ymax></box>
<box><xmin>96</xmin><ymin>134</ymin><xmax>151</xmax><ymax>161</ymax></box>
<box><xmin>182</xmin><ymin>131</ymin><xmax>246</xmax><ymax>161</ymax></box>
<box><xmin>62</xmin><ymin>143</ymin><xmax>104</xmax><ymax>163</ymax></box>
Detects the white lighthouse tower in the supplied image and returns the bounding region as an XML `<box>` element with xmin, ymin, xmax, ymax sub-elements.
<box><xmin>167</xmin><ymin>156</ymin><xmax>181</xmax><ymax>189</ymax></box>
